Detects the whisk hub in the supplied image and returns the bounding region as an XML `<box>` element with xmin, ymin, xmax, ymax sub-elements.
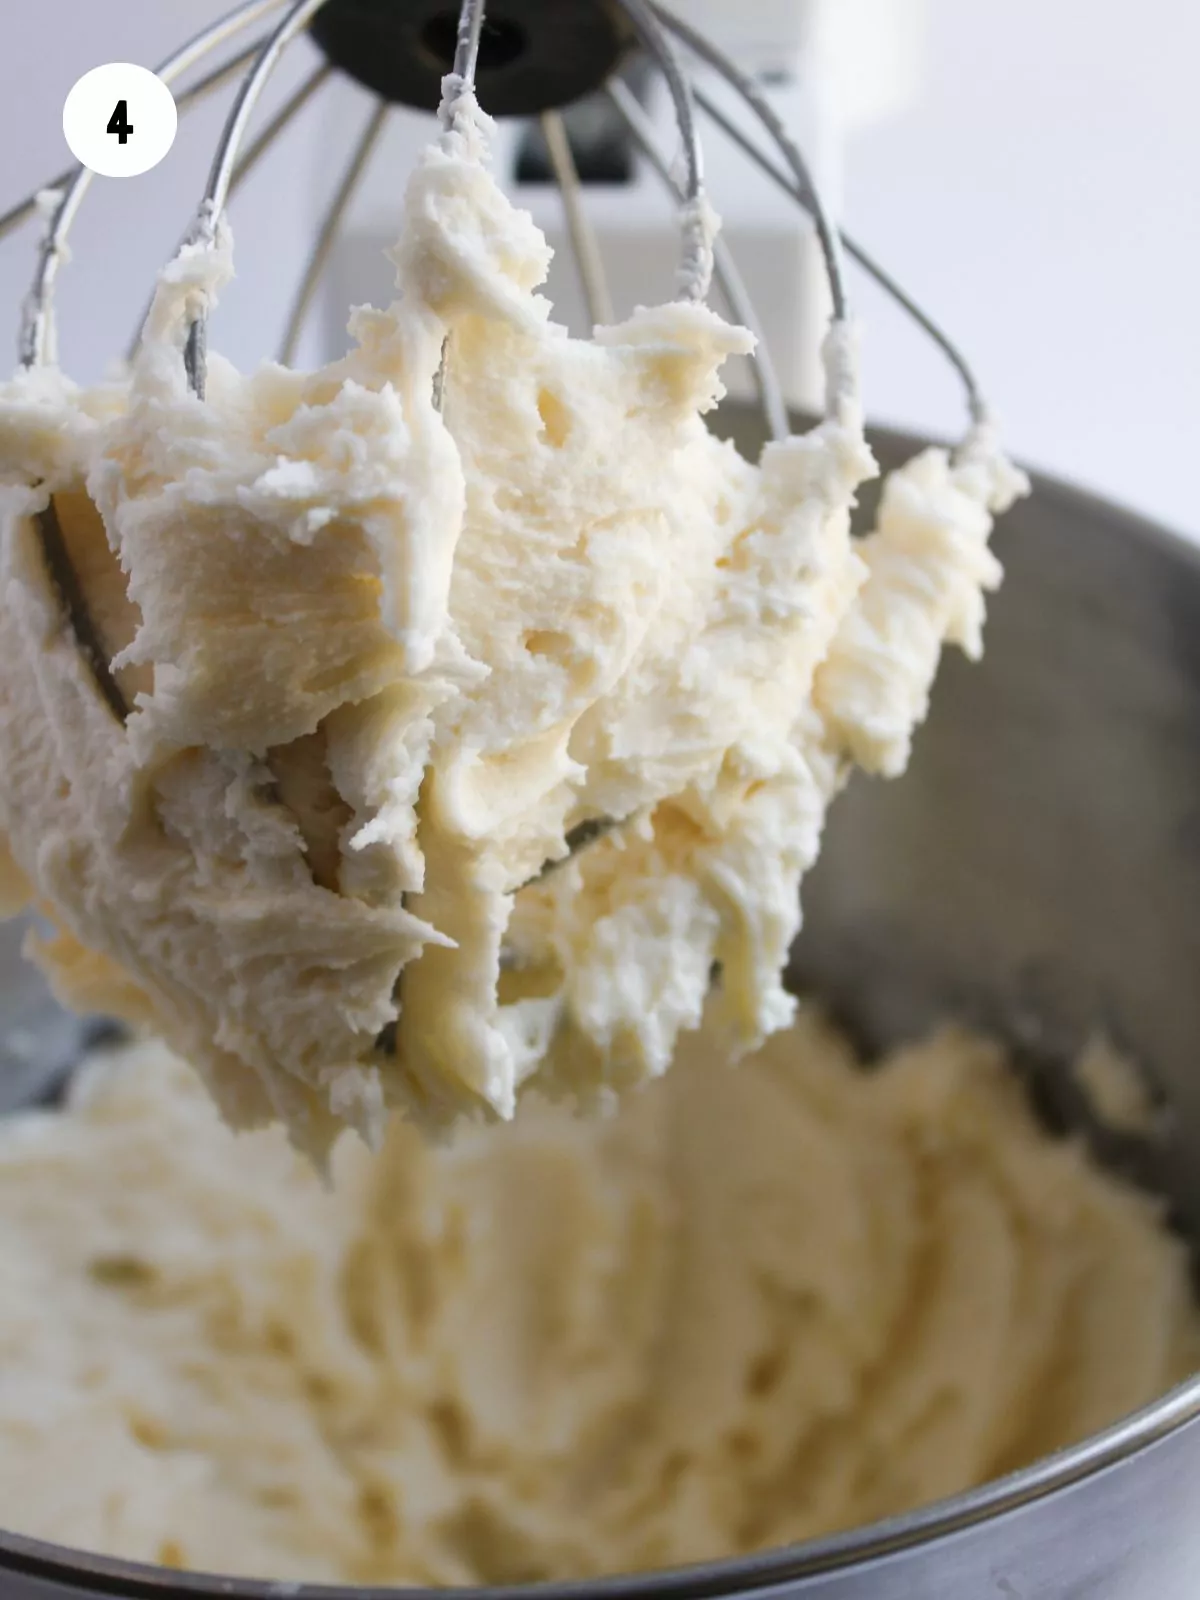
<box><xmin>308</xmin><ymin>0</ymin><xmax>635</xmax><ymax>115</ymax></box>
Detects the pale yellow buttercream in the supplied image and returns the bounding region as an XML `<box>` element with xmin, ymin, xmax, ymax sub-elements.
<box><xmin>0</xmin><ymin>1014</ymin><xmax>1194</xmax><ymax>1584</ymax></box>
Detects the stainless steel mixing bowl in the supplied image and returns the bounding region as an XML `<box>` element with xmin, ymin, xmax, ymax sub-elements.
<box><xmin>1</xmin><ymin>417</ymin><xmax>1198</xmax><ymax>1599</ymax></box>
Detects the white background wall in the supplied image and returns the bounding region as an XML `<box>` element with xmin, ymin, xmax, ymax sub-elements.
<box><xmin>1</xmin><ymin>1</ymin><xmax>1197</xmax><ymax>535</ymax></box>
<box><xmin>840</xmin><ymin>0</ymin><xmax>1200</xmax><ymax>539</ymax></box>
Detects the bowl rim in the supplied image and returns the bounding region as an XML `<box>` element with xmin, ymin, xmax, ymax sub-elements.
<box><xmin>2</xmin><ymin>432</ymin><xmax>1199</xmax><ymax>1598</ymax></box>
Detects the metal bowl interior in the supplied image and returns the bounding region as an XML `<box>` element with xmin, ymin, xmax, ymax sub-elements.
<box><xmin>1</xmin><ymin>414</ymin><xmax>1199</xmax><ymax>1599</ymax></box>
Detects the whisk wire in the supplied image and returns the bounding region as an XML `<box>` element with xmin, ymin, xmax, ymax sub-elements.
<box><xmin>539</xmin><ymin>108</ymin><xmax>615</xmax><ymax>331</ymax></box>
<box><xmin>611</xmin><ymin>0</ymin><xmax>710</xmax><ymax>302</ymax></box>
<box><xmin>229</xmin><ymin>61</ymin><xmax>335</xmax><ymax>195</ymax></box>
<box><xmin>654</xmin><ymin>3</ymin><xmax>846</xmax><ymax>320</ymax></box>
<box><xmin>653</xmin><ymin>0</ymin><xmax>852</xmax><ymax>412</ymax></box>
<box><xmin>278</xmin><ymin>97</ymin><xmax>390</xmax><ymax>366</ymax></box>
<box><xmin>606</xmin><ymin>79</ymin><xmax>788</xmax><ymax>442</ymax></box>
<box><xmin>444</xmin><ymin>0</ymin><xmax>485</xmax><ymax>112</ymax></box>
<box><xmin>19</xmin><ymin>0</ymin><xmax>289</xmax><ymax>371</ymax></box>
<box><xmin>126</xmin><ymin>60</ymin><xmax>334</xmax><ymax>366</ymax></box>
<box><xmin>185</xmin><ymin>0</ymin><xmax>341</xmax><ymax>394</ymax></box>
<box><xmin>691</xmin><ymin>85</ymin><xmax>988</xmax><ymax>426</ymax></box>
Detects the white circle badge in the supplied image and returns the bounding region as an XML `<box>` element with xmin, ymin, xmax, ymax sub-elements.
<box><xmin>63</xmin><ymin>62</ymin><xmax>178</xmax><ymax>178</ymax></box>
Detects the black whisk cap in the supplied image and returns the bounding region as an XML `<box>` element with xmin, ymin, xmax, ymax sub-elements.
<box><xmin>309</xmin><ymin>0</ymin><xmax>636</xmax><ymax>117</ymax></box>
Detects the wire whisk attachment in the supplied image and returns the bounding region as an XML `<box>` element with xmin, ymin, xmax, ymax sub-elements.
<box><xmin>4</xmin><ymin>0</ymin><xmax>988</xmax><ymax>435</ymax></box>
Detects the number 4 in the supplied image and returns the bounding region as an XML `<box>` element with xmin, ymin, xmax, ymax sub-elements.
<box><xmin>107</xmin><ymin>100</ymin><xmax>133</xmax><ymax>145</ymax></box>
